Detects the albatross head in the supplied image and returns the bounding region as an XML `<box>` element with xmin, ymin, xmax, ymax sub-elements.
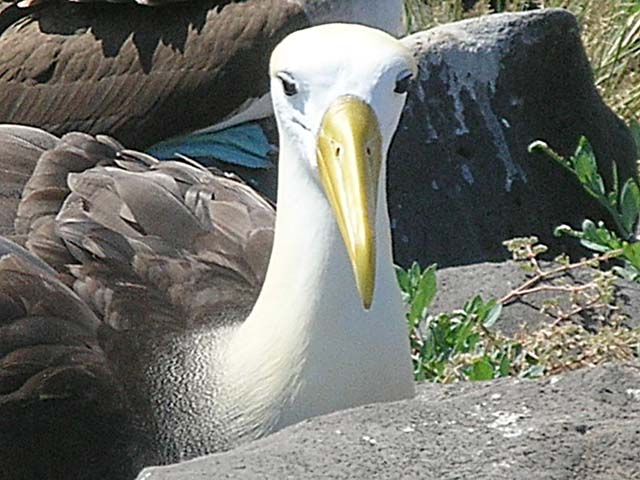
<box><xmin>269</xmin><ymin>23</ymin><xmax>417</xmax><ymax>309</ymax></box>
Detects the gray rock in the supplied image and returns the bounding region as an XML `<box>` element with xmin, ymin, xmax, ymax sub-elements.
<box><xmin>137</xmin><ymin>362</ymin><xmax>640</xmax><ymax>479</ymax></box>
<box><xmin>388</xmin><ymin>8</ymin><xmax>637</xmax><ymax>267</ymax></box>
<box><xmin>461</xmin><ymin>0</ymin><xmax>540</xmax><ymax>12</ymax></box>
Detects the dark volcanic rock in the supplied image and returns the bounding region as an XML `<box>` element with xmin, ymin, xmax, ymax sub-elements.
<box><xmin>137</xmin><ymin>362</ymin><xmax>640</xmax><ymax>479</ymax></box>
<box><xmin>388</xmin><ymin>8</ymin><xmax>637</xmax><ymax>267</ymax></box>
<box><xmin>462</xmin><ymin>0</ymin><xmax>541</xmax><ymax>12</ymax></box>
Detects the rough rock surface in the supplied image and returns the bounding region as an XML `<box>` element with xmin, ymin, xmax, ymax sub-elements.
<box><xmin>388</xmin><ymin>8</ymin><xmax>637</xmax><ymax>268</ymax></box>
<box><xmin>138</xmin><ymin>362</ymin><xmax>640</xmax><ymax>480</ymax></box>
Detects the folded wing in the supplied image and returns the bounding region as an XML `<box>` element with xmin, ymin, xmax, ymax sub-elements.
<box><xmin>0</xmin><ymin>125</ymin><xmax>275</xmax><ymax>479</ymax></box>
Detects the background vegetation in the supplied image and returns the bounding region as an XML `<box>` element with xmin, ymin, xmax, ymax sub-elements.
<box><xmin>399</xmin><ymin>0</ymin><xmax>640</xmax><ymax>383</ymax></box>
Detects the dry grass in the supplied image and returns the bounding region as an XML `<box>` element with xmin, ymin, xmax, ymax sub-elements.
<box><xmin>404</xmin><ymin>0</ymin><xmax>640</xmax><ymax>121</ymax></box>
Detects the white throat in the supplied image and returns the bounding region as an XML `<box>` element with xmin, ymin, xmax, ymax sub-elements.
<box><xmin>221</xmin><ymin>136</ymin><xmax>414</xmax><ymax>442</ymax></box>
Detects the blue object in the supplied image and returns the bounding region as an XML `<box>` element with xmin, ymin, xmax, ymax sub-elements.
<box><xmin>147</xmin><ymin>122</ymin><xmax>274</xmax><ymax>169</ymax></box>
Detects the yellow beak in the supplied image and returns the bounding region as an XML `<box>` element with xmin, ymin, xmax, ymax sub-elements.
<box><xmin>316</xmin><ymin>95</ymin><xmax>383</xmax><ymax>310</ymax></box>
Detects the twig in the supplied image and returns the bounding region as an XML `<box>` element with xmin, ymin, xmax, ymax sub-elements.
<box><xmin>500</xmin><ymin>249</ymin><xmax>623</xmax><ymax>305</ymax></box>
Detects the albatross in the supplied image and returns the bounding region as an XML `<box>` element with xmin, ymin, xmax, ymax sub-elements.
<box><xmin>0</xmin><ymin>23</ymin><xmax>417</xmax><ymax>480</ymax></box>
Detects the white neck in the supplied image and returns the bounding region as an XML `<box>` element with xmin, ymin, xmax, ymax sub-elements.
<box><xmin>221</xmin><ymin>138</ymin><xmax>414</xmax><ymax>442</ymax></box>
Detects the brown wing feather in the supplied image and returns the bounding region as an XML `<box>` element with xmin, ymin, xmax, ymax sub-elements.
<box><xmin>0</xmin><ymin>125</ymin><xmax>58</xmax><ymax>241</ymax></box>
<box><xmin>56</xmin><ymin>149</ymin><xmax>274</xmax><ymax>331</ymax></box>
<box><xmin>0</xmin><ymin>0</ymin><xmax>309</xmax><ymax>148</ymax></box>
<box><xmin>0</xmin><ymin>129</ymin><xmax>145</xmax><ymax>479</ymax></box>
<box><xmin>14</xmin><ymin>131</ymin><xmax>121</xmax><ymax>273</ymax></box>
<box><xmin>0</xmin><ymin>124</ymin><xmax>275</xmax><ymax>478</ymax></box>
<box><xmin>6</xmin><ymin>123</ymin><xmax>274</xmax><ymax>328</ymax></box>
<box><xmin>0</xmin><ymin>250</ymin><xmax>136</xmax><ymax>480</ymax></box>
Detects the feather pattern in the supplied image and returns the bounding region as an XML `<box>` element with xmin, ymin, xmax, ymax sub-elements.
<box><xmin>0</xmin><ymin>0</ymin><xmax>309</xmax><ymax>148</ymax></box>
<box><xmin>0</xmin><ymin>124</ymin><xmax>57</xmax><ymax>241</ymax></box>
<box><xmin>0</xmin><ymin>125</ymin><xmax>275</xmax><ymax>478</ymax></box>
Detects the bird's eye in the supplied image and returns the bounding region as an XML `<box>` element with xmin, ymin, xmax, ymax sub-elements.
<box><xmin>277</xmin><ymin>73</ymin><xmax>298</xmax><ymax>97</ymax></box>
<box><xmin>394</xmin><ymin>71</ymin><xmax>413</xmax><ymax>94</ymax></box>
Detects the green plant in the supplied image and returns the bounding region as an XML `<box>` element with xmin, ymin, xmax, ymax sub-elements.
<box><xmin>418</xmin><ymin>296</ymin><xmax>507</xmax><ymax>382</ymax></box>
<box><xmin>397</xmin><ymin>262</ymin><xmax>437</xmax><ymax>363</ymax></box>
<box><xmin>530</xmin><ymin>135</ymin><xmax>640</xmax><ymax>280</ymax></box>
<box><xmin>530</xmin><ymin>137</ymin><xmax>639</xmax><ymax>240</ymax></box>
<box><xmin>397</xmin><ymin>261</ymin><xmax>510</xmax><ymax>382</ymax></box>
<box><xmin>398</xmin><ymin>1</ymin><xmax>640</xmax><ymax>385</ymax></box>
<box><xmin>397</xmin><ymin>237</ymin><xmax>640</xmax><ymax>384</ymax></box>
<box><xmin>501</xmin><ymin>236</ymin><xmax>620</xmax><ymax>323</ymax></box>
<box><xmin>501</xmin><ymin>236</ymin><xmax>640</xmax><ymax>375</ymax></box>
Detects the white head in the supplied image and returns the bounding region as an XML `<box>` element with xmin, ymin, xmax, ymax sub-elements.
<box><xmin>270</xmin><ymin>23</ymin><xmax>416</xmax><ymax>163</ymax></box>
<box><xmin>269</xmin><ymin>23</ymin><xmax>417</xmax><ymax>308</ymax></box>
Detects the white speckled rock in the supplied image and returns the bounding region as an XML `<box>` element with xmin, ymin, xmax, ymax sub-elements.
<box><xmin>137</xmin><ymin>361</ymin><xmax>640</xmax><ymax>479</ymax></box>
<box><xmin>388</xmin><ymin>8</ymin><xmax>637</xmax><ymax>267</ymax></box>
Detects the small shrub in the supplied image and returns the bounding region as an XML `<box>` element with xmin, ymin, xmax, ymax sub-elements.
<box><xmin>397</xmin><ymin>238</ymin><xmax>640</xmax><ymax>383</ymax></box>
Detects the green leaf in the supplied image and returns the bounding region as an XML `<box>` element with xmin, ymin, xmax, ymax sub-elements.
<box><xmin>498</xmin><ymin>353</ymin><xmax>511</xmax><ymax>377</ymax></box>
<box><xmin>408</xmin><ymin>264</ymin><xmax>437</xmax><ymax>322</ymax></box>
<box><xmin>613</xmin><ymin>264</ymin><xmax>640</xmax><ymax>282</ymax></box>
<box><xmin>593</xmin><ymin>174</ymin><xmax>606</xmax><ymax>197</ymax></box>
<box><xmin>582</xmin><ymin>218</ymin><xmax>597</xmax><ymax>234</ymax></box>
<box><xmin>464</xmin><ymin>295</ymin><xmax>484</xmax><ymax>314</ymax></box>
<box><xmin>620</xmin><ymin>178</ymin><xmax>640</xmax><ymax>233</ymax></box>
<box><xmin>519</xmin><ymin>364</ymin><xmax>545</xmax><ymax>379</ymax></box>
<box><xmin>528</xmin><ymin>140</ymin><xmax>569</xmax><ymax>168</ymax></box>
<box><xmin>474</xmin><ymin>298</ymin><xmax>496</xmax><ymax>319</ymax></box>
<box><xmin>573</xmin><ymin>149</ymin><xmax>594</xmax><ymax>184</ymax></box>
<box><xmin>578</xmin><ymin>218</ymin><xmax>623</xmax><ymax>252</ymax></box>
<box><xmin>482</xmin><ymin>303</ymin><xmax>503</xmax><ymax>329</ymax></box>
<box><xmin>395</xmin><ymin>266</ymin><xmax>410</xmax><ymax>295</ymax></box>
<box><xmin>629</xmin><ymin>119</ymin><xmax>640</xmax><ymax>159</ymax></box>
<box><xmin>612</xmin><ymin>162</ymin><xmax>620</xmax><ymax>203</ymax></box>
<box><xmin>580</xmin><ymin>240</ymin><xmax>612</xmax><ymax>253</ymax></box>
<box><xmin>572</xmin><ymin>137</ymin><xmax>597</xmax><ymax>183</ymax></box>
<box><xmin>466</xmin><ymin>332</ymin><xmax>480</xmax><ymax>350</ymax></box>
<box><xmin>554</xmin><ymin>224</ymin><xmax>581</xmax><ymax>238</ymax></box>
<box><xmin>623</xmin><ymin>242</ymin><xmax>640</xmax><ymax>270</ymax></box>
<box><xmin>467</xmin><ymin>358</ymin><xmax>495</xmax><ymax>381</ymax></box>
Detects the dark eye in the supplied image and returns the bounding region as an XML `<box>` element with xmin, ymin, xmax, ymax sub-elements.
<box><xmin>277</xmin><ymin>73</ymin><xmax>298</xmax><ymax>97</ymax></box>
<box><xmin>394</xmin><ymin>72</ymin><xmax>413</xmax><ymax>94</ymax></box>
